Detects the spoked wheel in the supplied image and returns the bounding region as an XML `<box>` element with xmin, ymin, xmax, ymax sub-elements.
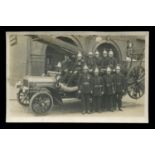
<box><xmin>17</xmin><ymin>89</ymin><xmax>29</xmax><ymax>106</ymax></box>
<box><xmin>30</xmin><ymin>92</ymin><xmax>53</xmax><ymax>115</ymax></box>
<box><xmin>127</xmin><ymin>65</ymin><xmax>145</xmax><ymax>85</ymax></box>
<box><xmin>127</xmin><ymin>80</ymin><xmax>144</xmax><ymax>99</ymax></box>
<box><xmin>127</xmin><ymin>65</ymin><xmax>145</xmax><ymax>99</ymax></box>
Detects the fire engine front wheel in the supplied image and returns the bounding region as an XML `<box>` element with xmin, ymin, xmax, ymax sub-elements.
<box><xmin>30</xmin><ymin>92</ymin><xmax>54</xmax><ymax>115</ymax></box>
<box><xmin>17</xmin><ymin>89</ymin><xmax>29</xmax><ymax>106</ymax></box>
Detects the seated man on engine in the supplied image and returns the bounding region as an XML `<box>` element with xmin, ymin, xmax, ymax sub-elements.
<box><xmin>63</xmin><ymin>51</ymin><xmax>85</xmax><ymax>86</ymax></box>
<box><xmin>61</xmin><ymin>55</ymin><xmax>72</xmax><ymax>83</ymax></box>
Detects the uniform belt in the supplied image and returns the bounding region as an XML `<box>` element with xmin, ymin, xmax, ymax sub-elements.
<box><xmin>83</xmin><ymin>82</ymin><xmax>89</xmax><ymax>85</ymax></box>
<box><xmin>106</xmin><ymin>84</ymin><xmax>112</xmax><ymax>87</ymax></box>
<box><xmin>94</xmin><ymin>85</ymin><xmax>102</xmax><ymax>88</ymax></box>
<box><xmin>117</xmin><ymin>83</ymin><xmax>121</xmax><ymax>85</ymax></box>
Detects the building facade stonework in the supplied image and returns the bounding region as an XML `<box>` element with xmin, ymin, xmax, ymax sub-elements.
<box><xmin>8</xmin><ymin>34</ymin><xmax>145</xmax><ymax>86</ymax></box>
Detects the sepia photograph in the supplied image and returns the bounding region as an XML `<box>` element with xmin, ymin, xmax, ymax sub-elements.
<box><xmin>6</xmin><ymin>31</ymin><xmax>149</xmax><ymax>123</ymax></box>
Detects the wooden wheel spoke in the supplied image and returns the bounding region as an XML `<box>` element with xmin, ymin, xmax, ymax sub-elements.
<box><xmin>17</xmin><ymin>90</ymin><xmax>29</xmax><ymax>106</ymax></box>
<box><xmin>127</xmin><ymin>81</ymin><xmax>144</xmax><ymax>99</ymax></box>
<box><xmin>30</xmin><ymin>92</ymin><xmax>53</xmax><ymax>114</ymax></box>
<box><xmin>138</xmin><ymin>67</ymin><xmax>145</xmax><ymax>79</ymax></box>
<box><xmin>127</xmin><ymin>66</ymin><xmax>145</xmax><ymax>99</ymax></box>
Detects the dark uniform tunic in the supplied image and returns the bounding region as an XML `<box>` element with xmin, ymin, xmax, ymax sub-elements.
<box><xmin>74</xmin><ymin>59</ymin><xmax>84</xmax><ymax>74</ymax></box>
<box><xmin>62</xmin><ymin>58</ymin><xmax>72</xmax><ymax>69</ymax></box>
<box><xmin>101</xmin><ymin>57</ymin><xmax>109</xmax><ymax>75</ymax></box>
<box><xmin>100</xmin><ymin>57</ymin><xmax>109</xmax><ymax>109</ymax></box>
<box><xmin>78</xmin><ymin>72</ymin><xmax>93</xmax><ymax>113</ymax></box>
<box><xmin>67</xmin><ymin>58</ymin><xmax>84</xmax><ymax>86</ymax></box>
<box><xmin>101</xmin><ymin>57</ymin><xmax>109</xmax><ymax>68</ymax></box>
<box><xmin>92</xmin><ymin>75</ymin><xmax>104</xmax><ymax>112</ymax></box>
<box><xmin>86</xmin><ymin>56</ymin><xmax>95</xmax><ymax>74</ymax></box>
<box><xmin>108</xmin><ymin>57</ymin><xmax>117</xmax><ymax>69</ymax></box>
<box><xmin>94</xmin><ymin>57</ymin><xmax>102</xmax><ymax>69</ymax></box>
<box><xmin>61</xmin><ymin>58</ymin><xmax>72</xmax><ymax>83</ymax></box>
<box><xmin>104</xmin><ymin>73</ymin><xmax>115</xmax><ymax>111</ymax></box>
<box><xmin>114</xmin><ymin>73</ymin><xmax>126</xmax><ymax>110</ymax></box>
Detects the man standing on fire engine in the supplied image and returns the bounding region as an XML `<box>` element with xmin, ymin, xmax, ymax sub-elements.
<box><xmin>92</xmin><ymin>67</ymin><xmax>104</xmax><ymax>112</ymax></box>
<box><xmin>78</xmin><ymin>64</ymin><xmax>93</xmax><ymax>114</ymax></box>
<box><xmin>61</xmin><ymin>55</ymin><xmax>72</xmax><ymax>83</ymax></box>
<box><xmin>114</xmin><ymin>65</ymin><xmax>126</xmax><ymax>111</ymax></box>
<box><xmin>68</xmin><ymin>51</ymin><xmax>84</xmax><ymax>86</ymax></box>
<box><xmin>94</xmin><ymin>51</ymin><xmax>102</xmax><ymax>69</ymax></box>
<box><xmin>86</xmin><ymin>51</ymin><xmax>95</xmax><ymax>75</ymax></box>
<box><xmin>101</xmin><ymin>50</ymin><xmax>109</xmax><ymax>75</ymax></box>
<box><xmin>108</xmin><ymin>49</ymin><xmax>117</xmax><ymax>70</ymax></box>
<box><xmin>62</xmin><ymin>55</ymin><xmax>72</xmax><ymax>70</ymax></box>
<box><xmin>104</xmin><ymin>67</ymin><xmax>115</xmax><ymax>111</ymax></box>
<box><xmin>74</xmin><ymin>52</ymin><xmax>84</xmax><ymax>74</ymax></box>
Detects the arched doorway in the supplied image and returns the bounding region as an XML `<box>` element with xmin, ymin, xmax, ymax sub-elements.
<box><xmin>93</xmin><ymin>40</ymin><xmax>122</xmax><ymax>63</ymax></box>
<box><xmin>57</xmin><ymin>36</ymin><xmax>78</xmax><ymax>46</ymax></box>
<box><xmin>57</xmin><ymin>36</ymin><xmax>82</xmax><ymax>48</ymax></box>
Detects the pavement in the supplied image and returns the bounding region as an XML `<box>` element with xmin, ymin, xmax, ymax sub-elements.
<box><xmin>6</xmin><ymin>85</ymin><xmax>148</xmax><ymax>123</ymax></box>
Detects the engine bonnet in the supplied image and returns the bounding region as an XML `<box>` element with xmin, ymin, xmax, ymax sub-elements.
<box><xmin>23</xmin><ymin>76</ymin><xmax>56</xmax><ymax>83</ymax></box>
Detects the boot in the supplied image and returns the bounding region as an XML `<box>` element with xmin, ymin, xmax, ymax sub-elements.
<box><xmin>82</xmin><ymin>110</ymin><xmax>86</xmax><ymax>114</ymax></box>
<box><xmin>119</xmin><ymin>108</ymin><xmax>123</xmax><ymax>111</ymax></box>
<box><xmin>87</xmin><ymin>110</ymin><xmax>91</xmax><ymax>114</ymax></box>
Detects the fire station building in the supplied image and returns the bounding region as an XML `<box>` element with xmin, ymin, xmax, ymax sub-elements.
<box><xmin>7</xmin><ymin>32</ymin><xmax>145</xmax><ymax>86</ymax></box>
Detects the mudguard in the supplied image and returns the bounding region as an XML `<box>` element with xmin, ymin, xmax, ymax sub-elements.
<box><xmin>40</xmin><ymin>86</ymin><xmax>63</xmax><ymax>105</ymax></box>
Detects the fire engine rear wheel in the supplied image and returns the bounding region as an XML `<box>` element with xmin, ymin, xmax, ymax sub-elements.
<box><xmin>30</xmin><ymin>92</ymin><xmax>54</xmax><ymax>115</ymax></box>
<box><xmin>127</xmin><ymin>65</ymin><xmax>145</xmax><ymax>85</ymax></box>
<box><xmin>17</xmin><ymin>89</ymin><xmax>29</xmax><ymax>106</ymax></box>
<box><xmin>127</xmin><ymin>65</ymin><xmax>145</xmax><ymax>99</ymax></box>
<box><xmin>127</xmin><ymin>80</ymin><xmax>144</xmax><ymax>99</ymax></box>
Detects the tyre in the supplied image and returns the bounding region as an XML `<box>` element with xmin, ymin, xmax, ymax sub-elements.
<box><xmin>17</xmin><ymin>89</ymin><xmax>29</xmax><ymax>106</ymax></box>
<box><xmin>30</xmin><ymin>91</ymin><xmax>54</xmax><ymax>115</ymax></box>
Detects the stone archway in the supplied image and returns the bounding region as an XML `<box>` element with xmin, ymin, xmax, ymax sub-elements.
<box><xmin>57</xmin><ymin>36</ymin><xmax>83</xmax><ymax>49</ymax></box>
<box><xmin>93</xmin><ymin>39</ymin><xmax>122</xmax><ymax>63</ymax></box>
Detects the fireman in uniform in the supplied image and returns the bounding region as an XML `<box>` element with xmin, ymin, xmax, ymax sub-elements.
<box><xmin>92</xmin><ymin>67</ymin><xmax>104</xmax><ymax>112</ymax></box>
<box><xmin>100</xmin><ymin>50</ymin><xmax>109</xmax><ymax>110</ymax></box>
<box><xmin>94</xmin><ymin>51</ymin><xmax>102</xmax><ymax>69</ymax></box>
<box><xmin>86</xmin><ymin>51</ymin><xmax>95</xmax><ymax>75</ymax></box>
<box><xmin>56</xmin><ymin>61</ymin><xmax>62</xmax><ymax>73</ymax></box>
<box><xmin>74</xmin><ymin>52</ymin><xmax>84</xmax><ymax>74</ymax></box>
<box><xmin>104</xmin><ymin>67</ymin><xmax>115</xmax><ymax>111</ymax></box>
<box><xmin>108</xmin><ymin>49</ymin><xmax>118</xmax><ymax>108</ymax></box>
<box><xmin>61</xmin><ymin>55</ymin><xmax>72</xmax><ymax>83</ymax></box>
<box><xmin>114</xmin><ymin>65</ymin><xmax>126</xmax><ymax>111</ymax></box>
<box><xmin>108</xmin><ymin>49</ymin><xmax>117</xmax><ymax>70</ymax></box>
<box><xmin>101</xmin><ymin>50</ymin><xmax>109</xmax><ymax>75</ymax></box>
<box><xmin>78</xmin><ymin>64</ymin><xmax>93</xmax><ymax>114</ymax></box>
<box><xmin>68</xmin><ymin>51</ymin><xmax>84</xmax><ymax>86</ymax></box>
<box><xmin>62</xmin><ymin>55</ymin><xmax>72</xmax><ymax>71</ymax></box>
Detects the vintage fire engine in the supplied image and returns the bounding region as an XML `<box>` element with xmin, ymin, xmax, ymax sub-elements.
<box><xmin>16</xmin><ymin>35</ymin><xmax>145</xmax><ymax>115</ymax></box>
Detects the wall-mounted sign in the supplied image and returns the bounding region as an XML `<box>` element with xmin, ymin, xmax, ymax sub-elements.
<box><xmin>9</xmin><ymin>35</ymin><xmax>17</xmax><ymax>46</ymax></box>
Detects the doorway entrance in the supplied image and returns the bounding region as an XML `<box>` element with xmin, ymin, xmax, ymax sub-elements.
<box><xmin>95</xmin><ymin>42</ymin><xmax>122</xmax><ymax>63</ymax></box>
<box><xmin>45</xmin><ymin>46</ymin><xmax>64</xmax><ymax>73</ymax></box>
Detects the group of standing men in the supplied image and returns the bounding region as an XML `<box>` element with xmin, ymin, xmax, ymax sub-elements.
<box><xmin>60</xmin><ymin>49</ymin><xmax>127</xmax><ymax>114</ymax></box>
